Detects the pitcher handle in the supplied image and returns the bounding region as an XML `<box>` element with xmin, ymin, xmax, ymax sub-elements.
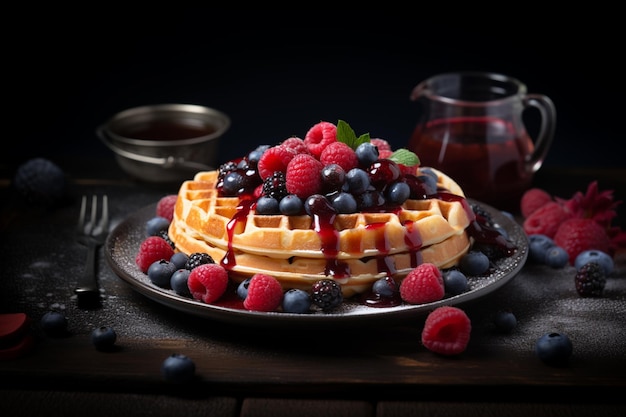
<box><xmin>524</xmin><ymin>94</ymin><xmax>557</xmax><ymax>173</ymax></box>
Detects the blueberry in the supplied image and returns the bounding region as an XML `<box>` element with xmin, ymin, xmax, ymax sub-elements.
<box><xmin>147</xmin><ymin>259</ymin><xmax>177</xmax><ymax>288</ymax></box>
<box><xmin>170</xmin><ymin>269</ymin><xmax>192</xmax><ymax>297</ymax></box>
<box><xmin>91</xmin><ymin>326</ymin><xmax>117</xmax><ymax>351</ymax></box>
<box><xmin>344</xmin><ymin>168</ymin><xmax>370</xmax><ymax>194</ymax></box>
<box><xmin>528</xmin><ymin>234</ymin><xmax>556</xmax><ymax>264</ymax></box>
<box><xmin>372</xmin><ymin>276</ymin><xmax>398</xmax><ymax>297</ymax></box>
<box><xmin>170</xmin><ymin>252</ymin><xmax>189</xmax><ymax>270</ymax></box>
<box><xmin>544</xmin><ymin>246</ymin><xmax>569</xmax><ymax>269</ymax></box>
<box><xmin>282</xmin><ymin>289</ymin><xmax>312</xmax><ymax>313</ymax></box>
<box><xmin>331</xmin><ymin>192</ymin><xmax>357</xmax><ymax>214</ymax></box>
<box><xmin>146</xmin><ymin>216</ymin><xmax>170</xmax><ymax>236</ymax></box>
<box><xmin>443</xmin><ymin>269</ymin><xmax>469</xmax><ymax>295</ymax></box>
<box><xmin>355</xmin><ymin>142</ymin><xmax>379</xmax><ymax>166</ymax></box>
<box><xmin>255</xmin><ymin>196</ymin><xmax>280</xmax><ymax>214</ymax></box>
<box><xmin>493</xmin><ymin>310</ymin><xmax>517</xmax><ymax>333</ymax></box>
<box><xmin>279</xmin><ymin>194</ymin><xmax>303</xmax><ymax>215</ymax></box>
<box><xmin>40</xmin><ymin>311</ymin><xmax>68</xmax><ymax>337</ymax></box>
<box><xmin>237</xmin><ymin>278</ymin><xmax>252</xmax><ymax>299</ymax></box>
<box><xmin>416</xmin><ymin>174</ymin><xmax>437</xmax><ymax>195</ymax></box>
<box><xmin>574</xmin><ymin>250</ymin><xmax>614</xmax><ymax>276</ymax></box>
<box><xmin>161</xmin><ymin>353</ymin><xmax>196</xmax><ymax>383</ymax></box>
<box><xmin>459</xmin><ymin>251</ymin><xmax>490</xmax><ymax>276</ymax></box>
<box><xmin>221</xmin><ymin>171</ymin><xmax>245</xmax><ymax>195</ymax></box>
<box><xmin>535</xmin><ymin>332</ymin><xmax>573</xmax><ymax>366</ymax></box>
<box><xmin>385</xmin><ymin>181</ymin><xmax>410</xmax><ymax>205</ymax></box>
<box><xmin>248</xmin><ymin>144</ymin><xmax>270</xmax><ymax>164</ymax></box>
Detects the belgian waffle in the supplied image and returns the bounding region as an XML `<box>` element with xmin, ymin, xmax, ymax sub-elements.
<box><xmin>169</xmin><ymin>167</ymin><xmax>473</xmax><ymax>297</ymax></box>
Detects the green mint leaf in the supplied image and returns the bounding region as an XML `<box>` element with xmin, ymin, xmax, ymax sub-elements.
<box><xmin>336</xmin><ymin>120</ymin><xmax>370</xmax><ymax>150</ymax></box>
<box><xmin>389</xmin><ymin>148</ymin><xmax>420</xmax><ymax>166</ymax></box>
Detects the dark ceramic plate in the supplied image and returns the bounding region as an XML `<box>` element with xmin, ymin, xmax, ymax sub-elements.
<box><xmin>105</xmin><ymin>201</ymin><xmax>528</xmax><ymax>328</ymax></box>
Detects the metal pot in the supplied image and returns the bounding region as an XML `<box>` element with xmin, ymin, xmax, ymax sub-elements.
<box><xmin>98</xmin><ymin>103</ymin><xmax>230</xmax><ymax>183</ymax></box>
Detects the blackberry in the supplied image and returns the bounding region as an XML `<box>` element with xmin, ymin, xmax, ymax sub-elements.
<box><xmin>157</xmin><ymin>230</ymin><xmax>176</xmax><ymax>249</ymax></box>
<box><xmin>471</xmin><ymin>203</ymin><xmax>493</xmax><ymax>226</ymax></box>
<box><xmin>311</xmin><ymin>279</ymin><xmax>343</xmax><ymax>311</ymax></box>
<box><xmin>218</xmin><ymin>161</ymin><xmax>238</xmax><ymax>180</ymax></box>
<box><xmin>185</xmin><ymin>252</ymin><xmax>215</xmax><ymax>270</ymax></box>
<box><xmin>262</xmin><ymin>171</ymin><xmax>288</xmax><ymax>200</ymax></box>
<box><xmin>574</xmin><ymin>262</ymin><xmax>606</xmax><ymax>297</ymax></box>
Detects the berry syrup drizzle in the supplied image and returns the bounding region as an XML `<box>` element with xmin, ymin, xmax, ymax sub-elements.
<box><xmin>217</xmin><ymin>170</ymin><xmax>517</xmax><ymax>309</ymax></box>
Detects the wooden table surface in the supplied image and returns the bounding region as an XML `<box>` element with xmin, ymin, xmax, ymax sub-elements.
<box><xmin>1</xmin><ymin>159</ymin><xmax>625</xmax><ymax>417</ymax></box>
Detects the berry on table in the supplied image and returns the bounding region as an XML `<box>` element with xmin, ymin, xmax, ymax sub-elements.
<box><xmin>13</xmin><ymin>158</ymin><xmax>67</xmax><ymax>206</ymax></box>
<box><xmin>40</xmin><ymin>311</ymin><xmax>68</xmax><ymax>337</ymax></box>
<box><xmin>91</xmin><ymin>326</ymin><xmax>117</xmax><ymax>351</ymax></box>
<box><xmin>493</xmin><ymin>310</ymin><xmax>517</xmax><ymax>333</ymax></box>
<box><xmin>554</xmin><ymin>218</ymin><xmax>611</xmax><ymax>265</ymax></box>
<box><xmin>520</xmin><ymin>188</ymin><xmax>553</xmax><ymax>218</ymax></box>
<box><xmin>535</xmin><ymin>332</ymin><xmax>573</xmax><ymax>366</ymax></box>
<box><xmin>161</xmin><ymin>353</ymin><xmax>196</xmax><ymax>383</ymax></box>
<box><xmin>544</xmin><ymin>246</ymin><xmax>569</xmax><ymax>269</ymax></box>
<box><xmin>527</xmin><ymin>234</ymin><xmax>556</xmax><ymax>264</ymax></box>
<box><xmin>523</xmin><ymin>202</ymin><xmax>570</xmax><ymax>239</ymax></box>
<box><xmin>574</xmin><ymin>249</ymin><xmax>614</xmax><ymax>276</ymax></box>
<box><xmin>421</xmin><ymin>306</ymin><xmax>471</xmax><ymax>355</ymax></box>
<box><xmin>399</xmin><ymin>263</ymin><xmax>444</xmax><ymax>304</ymax></box>
<box><xmin>574</xmin><ymin>262</ymin><xmax>606</xmax><ymax>297</ymax></box>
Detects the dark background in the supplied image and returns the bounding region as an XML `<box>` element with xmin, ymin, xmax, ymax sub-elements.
<box><xmin>6</xmin><ymin>9</ymin><xmax>624</xmax><ymax>174</ymax></box>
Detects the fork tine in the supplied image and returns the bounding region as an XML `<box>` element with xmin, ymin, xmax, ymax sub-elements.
<box><xmin>99</xmin><ymin>195</ymin><xmax>109</xmax><ymax>232</ymax></box>
<box><xmin>77</xmin><ymin>195</ymin><xmax>87</xmax><ymax>234</ymax></box>
<box><xmin>86</xmin><ymin>195</ymin><xmax>97</xmax><ymax>235</ymax></box>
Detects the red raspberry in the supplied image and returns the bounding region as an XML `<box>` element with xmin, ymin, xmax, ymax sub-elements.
<box><xmin>523</xmin><ymin>201</ymin><xmax>571</xmax><ymax>238</ymax></box>
<box><xmin>370</xmin><ymin>138</ymin><xmax>392</xmax><ymax>151</ymax></box>
<box><xmin>243</xmin><ymin>273</ymin><xmax>283</xmax><ymax>312</ymax></box>
<box><xmin>303</xmin><ymin>121</ymin><xmax>337</xmax><ymax>158</ymax></box>
<box><xmin>257</xmin><ymin>145</ymin><xmax>297</xmax><ymax>180</ymax></box>
<box><xmin>378</xmin><ymin>149</ymin><xmax>393</xmax><ymax>159</ymax></box>
<box><xmin>520</xmin><ymin>188</ymin><xmax>553</xmax><ymax>218</ymax></box>
<box><xmin>554</xmin><ymin>218</ymin><xmax>611</xmax><ymax>264</ymax></box>
<box><xmin>399</xmin><ymin>263</ymin><xmax>444</xmax><ymax>304</ymax></box>
<box><xmin>135</xmin><ymin>236</ymin><xmax>175</xmax><ymax>273</ymax></box>
<box><xmin>285</xmin><ymin>154</ymin><xmax>323</xmax><ymax>199</ymax></box>
<box><xmin>187</xmin><ymin>263</ymin><xmax>229</xmax><ymax>304</ymax></box>
<box><xmin>319</xmin><ymin>141</ymin><xmax>358</xmax><ymax>172</ymax></box>
<box><xmin>281</xmin><ymin>136</ymin><xmax>309</xmax><ymax>154</ymax></box>
<box><xmin>421</xmin><ymin>306</ymin><xmax>472</xmax><ymax>355</ymax></box>
<box><xmin>156</xmin><ymin>194</ymin><xmax>178</xmax><ymax>222</ymax></box>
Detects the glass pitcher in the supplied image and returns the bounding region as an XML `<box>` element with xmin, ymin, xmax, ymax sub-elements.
<box><xmin>407</xmin><ymin>72</ymin><xmax>556</xmax><ymax>211</ymax></box>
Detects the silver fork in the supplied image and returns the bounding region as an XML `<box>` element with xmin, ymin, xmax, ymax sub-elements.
<box><xmin>75</xmin><ymin>195</ymin><xmax>109</xmax><ymax>307</ymax></box>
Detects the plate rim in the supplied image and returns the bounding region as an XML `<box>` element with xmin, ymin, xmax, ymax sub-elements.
<box><xmin>105</xmin><ymin>200</ymin><xmax>528</xmax><ymax>327</ymax></box>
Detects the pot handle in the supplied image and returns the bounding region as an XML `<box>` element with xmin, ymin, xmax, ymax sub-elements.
<box><xmin>97</xmin><ymin>126</ymin><xmax>214</xmax><ymax>171</ymax></box>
